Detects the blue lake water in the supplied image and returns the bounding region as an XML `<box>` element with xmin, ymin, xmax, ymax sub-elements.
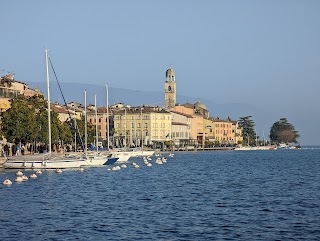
<box><xmin>1</xmin><ymin>149</ymin><xmax>320</xmax><ymax>240</ymax></box>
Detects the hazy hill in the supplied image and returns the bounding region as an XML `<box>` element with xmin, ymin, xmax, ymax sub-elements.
<box><xmin>26</xmin><ymin>81</ymin><xmax>275</xmax><ymax>139</ymax></box>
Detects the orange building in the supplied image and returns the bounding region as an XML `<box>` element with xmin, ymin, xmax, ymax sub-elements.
<box><xmin>169</xmin><ymin>105</ymin><xmax>204</xmax><ymax>143</ymax></box>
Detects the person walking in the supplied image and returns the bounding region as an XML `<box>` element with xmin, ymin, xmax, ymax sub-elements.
<box><xmin>4</xmin><ymin>144</ymin><xmax>9</xmax><ymax>157</ymax></box>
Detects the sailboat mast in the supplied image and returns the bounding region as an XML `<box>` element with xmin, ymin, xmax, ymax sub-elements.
<box><xmin>84</xmin><ymin>90</ymin><xmax>87</xmax><ymax>157</ymax></box>
<box><xmin>95</xmin><ymin>94</ymin><xmax>98</xmax><ymax>152</ymax></box>
<box><xmin>106</xmin><ymin>84</ymin><xmax>110</xmax><ymax>150</ymax></box>
<box><xmin>45</xmin><ymin>49</ymin><xmax>51</xmax><ymax>154</ymax></box>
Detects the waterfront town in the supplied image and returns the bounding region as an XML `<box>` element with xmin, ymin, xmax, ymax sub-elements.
<box><xmin>0</xmin><ymin>67</ymin><xmax>243</xmax><ymax>156</ymax></box>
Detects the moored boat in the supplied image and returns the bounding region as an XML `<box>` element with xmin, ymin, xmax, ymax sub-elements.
<box><xmin>4</xmin><ymin>154</ymin><xmax>88</xmax><ymax>169</ymax></box>
<box><xmin>4</xmin><ymin>49</ymin><xmax>87</xmax><ymax>169</ymax></box>
<box><xmin>82</xmin><ymin>153</ymin><xmax>119</xmax><ymax>166</ymax></box>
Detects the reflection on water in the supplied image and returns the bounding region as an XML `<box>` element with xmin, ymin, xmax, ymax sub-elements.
<box><xmin>1</xmin><ymin>149</ymin><xmax>320</xmax><ymax>240</ymax></box>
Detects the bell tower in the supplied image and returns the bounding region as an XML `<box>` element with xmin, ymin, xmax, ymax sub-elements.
<box><xmin>164</xmin><ymin>66</ymin><xmax>176</xmax><ymax>109</ymax></box>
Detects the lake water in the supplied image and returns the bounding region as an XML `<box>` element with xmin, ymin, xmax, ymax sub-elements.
<box><xmin>1</xmin><ymin>149</ymin><xmax>320</xmax><ymax>240</ymax></box>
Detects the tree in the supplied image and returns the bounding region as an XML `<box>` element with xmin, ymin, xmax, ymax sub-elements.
<box><xmin>65</xmin><ymin>118</ymin><xmax>95</xmax><ymax>148</ymax></box>
<box><xmin>270</xmin><ymin>118</ymin><xmax>299</xmax><ymax>144</ymax></box>
<box><xmin>238</xmin><ymin>116</ymin><xmax>257</xmax><ymax>145</ymax></box>
<box><xmin>1</xmin><ymin>95</ymin><xmax>67</xmax><ymax>146</ymax></box>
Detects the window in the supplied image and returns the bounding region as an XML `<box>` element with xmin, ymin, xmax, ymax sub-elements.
<box><xmin>99</xmin><ymin>119</ymin><xmax>101</xmax><ymax>123</ymax></box>
<box><xmin>117</xmin><ymin>123</ymin><xmax>120</xmax><ymax>128</ymax></box>
<box><xmin>138</xmin><ymin>123</ymin><xmax>141</xmax><ymax>128</ymax></box>
<box><xmin>144</xmin><ymin>123</ymin><xmax>148</xmax><ymax>128</ymax></box>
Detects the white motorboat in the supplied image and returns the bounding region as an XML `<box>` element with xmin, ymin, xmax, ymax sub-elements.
<box><xmin>109</xmin><ymin>151</ymin><xmax>131</xmax><ymax>163</ymax></box>
<box><xmin>82</xmin><ymin>153</ymin><xmax>119</xmax><ymax>166</ymax></box>
<box><xmin>234</xmin><ymin>146</ymin><xmax>255</xmax><ymax>151</ymax></box>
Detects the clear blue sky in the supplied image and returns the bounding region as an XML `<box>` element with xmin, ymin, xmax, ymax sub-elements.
<box><xmin>1</xmin><ymin>0</ymin><xmax>320</xmax><ymax>145</ymax></box>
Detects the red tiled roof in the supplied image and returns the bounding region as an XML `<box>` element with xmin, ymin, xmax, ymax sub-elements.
<box><xmin>51</xmin><ymin>104</ymin><xmax>69</xmax><ymax>114</ymax></box>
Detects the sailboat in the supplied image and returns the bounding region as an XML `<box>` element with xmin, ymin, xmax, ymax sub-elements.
<box><xmin>100</xmin><ymin>84</ymin><xmax>132</xmax><ymax>163</ymax></box>
<box><xmin>81</xmin><ymin>92</ymin><xmax>118</xmax><ymax>166</ymax></box>
<box><xmin>4</xmin><ymin>49</ymin><xmax>89</xmax><ymax>169</ymax></box>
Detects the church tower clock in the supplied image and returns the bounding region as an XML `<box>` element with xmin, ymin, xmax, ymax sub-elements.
<box><xmin>164</xmin><ymin>66</ymin><xmax>176</xmax><ymax>109</ymax></box>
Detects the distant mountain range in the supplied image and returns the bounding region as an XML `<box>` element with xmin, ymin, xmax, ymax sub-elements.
<box><xmin>26</xmin><ymin>81</ymin><xmax>275</xmax><ymax>136</ymax></box>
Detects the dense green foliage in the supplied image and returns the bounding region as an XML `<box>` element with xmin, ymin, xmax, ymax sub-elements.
<box><xmin>1</xmin><ymin>95</ymin><xmax>51</xmax><ymax>144</ymax></box>
<box><xmin>238</xmin><ymin>116</ymin><xmax>257</xmax><ymax>145</ymax></box>
<box><xmin>65</xmin><ymin>118</ymin><xmax>95</xmax><ymax>148</ymax></box>
<box><xmin>0</xmin><ymin>95</ymin><xmax>95</xmax><ymax>147</ymax></box>
<box><xmin>270</xmin><ymin>118</ymin><xmax>299</xmax><ymax>144</ymax></box>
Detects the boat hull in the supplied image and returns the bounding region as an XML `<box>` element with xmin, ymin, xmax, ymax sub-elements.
<box><xmin>111</xmin><ymin>152</ymin><xmax>131</xmax><ymax>163</ymax></box>
<box><xmin>104</xmin><ymin>157</ymin><xmax>118</xmax><ymax>165</ymax></box>
<box><xmin>82</xmin><ymin>156</ymin><xmax>119</xmax><ymax>166</ymax></box>
<box><xmin>3</xmin><ymin>159</ymin><xmax>88</xmax><ymax>169</ymax></box>
<box><xmin>124</xmin><ymin>150</ymin><xmax>155</xmax><ymax>157</ymax></box>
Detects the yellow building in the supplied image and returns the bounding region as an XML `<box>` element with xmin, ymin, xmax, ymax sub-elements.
<box><xmin>113</xmin><ymin>106</ymin><xmax>172</xmax><ymax>148</ymax></box>
<box><xmin>203</xmin><ymin>118</ymin><xmax>215</xmax><ymax>141</ymax></box>
<box><xmin>231</xmin><ymin>120</ymin><xmax>243</xmax><ymax>144</ymax></box>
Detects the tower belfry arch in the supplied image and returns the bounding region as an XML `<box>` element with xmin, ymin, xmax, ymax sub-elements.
<box><xmin>164</xmin><ymin>66</ymin><xmax>176</xmax><ymax>109</ymax></box>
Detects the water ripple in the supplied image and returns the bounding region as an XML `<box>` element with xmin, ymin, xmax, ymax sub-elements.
<box><xmin>1</xmin><ymin>149</ymin><xmax>320</xmax><ymax>240</ymax></box>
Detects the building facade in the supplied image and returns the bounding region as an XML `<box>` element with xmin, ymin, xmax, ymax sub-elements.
<box><xmin>210</xmin><ymin>117</ymin><xmax>240</xmax><ymax>145</ymax></box>
<box><xmin>113</xmin><ymin>106</ymin><xmax>172</xmax><ymax>148</ymax></box>
<box><xmin>87</xmin><ymin>107</ymin><xmax>113</xmax><ymax>142</ymax></box>
<box><xmin>0</xmin><ymin>74</ymin><xmax>42</xmax><ymax>113</ymax></box>
<box><xmin>170</xmin><ymin>111</ymin><xmax>193</xmax><ymax>147</ymax></box>
<box><xmin>169</xmin><ymin>105</ymin><xmax>204</xmax><ymax>143</ymax></box>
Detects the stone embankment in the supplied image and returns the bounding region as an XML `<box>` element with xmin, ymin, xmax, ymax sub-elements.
<box><xmin>0</xmin><ymin>157</ymin><xmax>6</xmax><ymax>167</ymax></box>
